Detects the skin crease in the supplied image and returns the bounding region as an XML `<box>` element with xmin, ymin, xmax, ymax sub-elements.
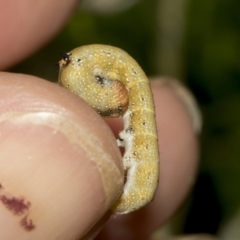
<box><xmin>0</xmin><ymin>1</ymin><xmax>199</xmax><ymax>239</ymax></box>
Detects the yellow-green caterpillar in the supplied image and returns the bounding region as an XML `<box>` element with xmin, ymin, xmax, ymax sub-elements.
<box><xmin>58</xmin><ymin>44</ymin><xmax>159</xmax><ymax>214</ymax></box>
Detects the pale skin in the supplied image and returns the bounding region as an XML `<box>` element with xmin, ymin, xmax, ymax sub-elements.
<box><xmin>0</xmin><ymin>1</ymin><xmax>199</xmax><ymax>240</ymax></box>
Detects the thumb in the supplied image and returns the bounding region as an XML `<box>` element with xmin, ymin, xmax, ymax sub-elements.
<box><xmin>0</xmin><ymin>72</ymin><xmax>123</xmax><ymax>239</ymax></box>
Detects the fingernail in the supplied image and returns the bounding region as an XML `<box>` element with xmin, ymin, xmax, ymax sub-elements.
<box><xmin>151</xmin><ymin>77</ymin><xmax>202</xmax><ymax>134</ymax></box>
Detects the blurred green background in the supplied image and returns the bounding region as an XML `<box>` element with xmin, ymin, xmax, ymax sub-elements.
<box><xmin>10</xmin><ymin>0</ymin><xmax>240</xmax><ymax>238</ymax></box>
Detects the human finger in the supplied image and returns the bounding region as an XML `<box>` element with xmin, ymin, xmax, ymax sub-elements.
<box><xmin>96</xmin><ymin>78</ymin><xmax>200</xmax><ymax>240</ymax></box>
<box><xmin>0</xmin><ymin>0</ymin><xmax>78</xmax><ymax>69</ymax></box>
<box><xmin>0</xmin><ymin>72</ymin><xmax>123</xmax><ymax>239</ymax></box>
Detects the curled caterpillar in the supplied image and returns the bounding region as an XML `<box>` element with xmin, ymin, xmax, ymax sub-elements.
<box><xmin>58</xmin><ymin>44</ymin><xmax>159</xmax><ymax>214</ymax></box>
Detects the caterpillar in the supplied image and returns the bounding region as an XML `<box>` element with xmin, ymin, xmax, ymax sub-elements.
<box><xmin>58</xmin><ymin>44</ymin><xmax>159</xmax><ymax>214</ymax></box>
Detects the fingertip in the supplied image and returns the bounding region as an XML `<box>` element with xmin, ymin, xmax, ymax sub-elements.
<box><xmin>0</xmin><ymin>0</ymin><xmax>78</xmax><ymax>69</ymax></box>
<box><xmin>96</xmin><ymin>78</ymin><xmax>201</xmax><ymax>240</ymax></box>
<box><xmin>151</xmin><ymin>77</ymin><xmax>202</xmax><ymax>134</ymax></box>
<box><xmin>150</xmin><ymin>77</ymin><xmax>200</xmax><ymax>225</ymax></box>
<box><xmin>0</xmin><ymin>73</ymin><xmax>123</xmax><ymax>239</ymax></box>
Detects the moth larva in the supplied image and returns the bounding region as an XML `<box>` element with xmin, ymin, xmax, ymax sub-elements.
<box><xmin>58</xmin><ymin>44</ymin><xmax>159</xmax><ymax>214</ymax></box>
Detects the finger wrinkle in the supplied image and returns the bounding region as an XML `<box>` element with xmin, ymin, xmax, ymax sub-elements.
<box><xmin>0</xmin><ymin>111</ymin><xmax>123</xmax><ymax>207</ymax></box>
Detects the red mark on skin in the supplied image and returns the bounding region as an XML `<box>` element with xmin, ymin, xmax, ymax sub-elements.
<box><xmin>0</xmin><ymin>189</ymin><xmax>36</xmax><ymax>231</ymax></box>
<box><xmin>20</xmin><ymin>216</ymin><xmax>35</xmax><ymax>231</ymax></box>
<box><xmin>0</xmin><ymin>195</ymin><xmax>30</xmax><ymax>216</ymax></box>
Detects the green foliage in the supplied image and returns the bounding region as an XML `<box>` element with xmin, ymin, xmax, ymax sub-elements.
<box><xmin>186</xmin><ymin>0</ymin><xmax>240</xmax><ymax>100</ymax></box>
<box><xmin>186</xmin><ymin>0</ymin><xmax>240</xmax><ymax>222</ymax></box>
